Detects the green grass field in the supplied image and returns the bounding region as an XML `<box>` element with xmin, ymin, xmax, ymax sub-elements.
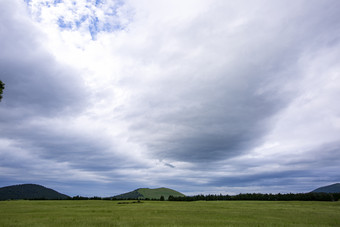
<box><xmin>0</xmin><ymin>200</ymin><xmax>339</xmax><ymax>226</ymax></box>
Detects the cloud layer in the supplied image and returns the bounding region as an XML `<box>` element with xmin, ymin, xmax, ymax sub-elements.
<box><xmin>0</xmin><ymin>0</ymin><xmax>340</xmax><ymax>196</ymax></box>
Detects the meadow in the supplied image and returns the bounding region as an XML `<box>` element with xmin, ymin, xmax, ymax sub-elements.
<box><xmin>0</xmin><ymin>200</ymin><xmax>339</xmax><ymax>226</ymax></box>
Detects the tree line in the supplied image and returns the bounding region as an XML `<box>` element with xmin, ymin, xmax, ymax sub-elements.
<box><xmin>4</xmin><ymin>193</ymin><xmax>339</xmax><ymax>201</ymax></box>
<box><xmin>168</xmin><ymin>192</ymin><xmax>340</xmax><ymax>202</ymax></box>
<box><xmin>69</xmin><ymin>196</ymin><xmax>165</xmax><ymax>200</ymax></box>
<box><xmin>66</xmin><ymin>192</ymin><xmax>340</xmax><ymax>201</ymax></box>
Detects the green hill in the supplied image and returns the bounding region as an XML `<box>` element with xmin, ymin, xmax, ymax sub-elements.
<box><xmin>0</xmin><ymin>184</ymin><xmax>70</xmax><ymax>200</ymax></box>
<box><xmin>113</xmin><ymin>187</ymin><xmax>185</xmax><ymax>200</ymax></box>
<box><xmin>311</xmin><ymin>183</ymin><xmax>340</xmax><ymax>193</ymax></box>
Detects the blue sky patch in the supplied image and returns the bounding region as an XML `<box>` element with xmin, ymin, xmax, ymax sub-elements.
<box><xmin>75</xmin><ymin>15</ymin><xmax>88</xmax><ymax>29</ymax></box>
<box><xmin>57</xmin><ymin>17</ymin><xmax>73</xmax><ymax>30</ymax></box>
<box><xmin>54</xmin><ymin>0</ymin><xmax>62</xmax><ymax>5</ymax></box>
<box><xmin>95</xmin><ymin>0</ymin><xmax>102</xmax><ymax>6</ymax></box>
<box><xmin>89</xmin><ymin>16</ymin><xmax>100</xmax><ymax>40</ymax></box>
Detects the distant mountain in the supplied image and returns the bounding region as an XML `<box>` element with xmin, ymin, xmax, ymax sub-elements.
<box><xmin>113</xmin><ymin>187</ymin><xmax>185</xmax><ymax>200</ymax></box>
<box><xmin>311</xmin><ymin>183</ymin><xmax>340</xmax><ymax>193</ymax></box>
<box><xmin>0</xmin><ymin>184</ymin><xmax>70</xmax><ymax>200</ymax></box>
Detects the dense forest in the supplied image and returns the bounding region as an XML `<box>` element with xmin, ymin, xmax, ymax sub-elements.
<box><xmin>168</xmin><ymin>192</ymin><xmax>340</xmax><ymax>202</ymax></box>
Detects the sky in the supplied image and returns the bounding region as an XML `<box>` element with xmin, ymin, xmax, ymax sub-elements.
<box><xmin>0</xmin><ymin>0</ymin><xmax>340</xmax><ymax>197</ymax></box>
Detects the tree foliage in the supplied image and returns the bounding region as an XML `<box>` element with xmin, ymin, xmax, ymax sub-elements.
<box><xmin>0</xmin><ymin>80</ymin><xmax>4</xmax><ymax>101</ymax></box>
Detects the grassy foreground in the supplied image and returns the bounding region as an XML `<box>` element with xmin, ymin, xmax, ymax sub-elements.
<box><xmin>0</xmin><ymin>200</ymin><xmax>339</xmax><ymax>226</ymax></box>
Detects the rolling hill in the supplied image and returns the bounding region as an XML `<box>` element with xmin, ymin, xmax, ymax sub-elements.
<box><xmin>311</xmin><ymin>183</ymin><xmax>340</xmax><ymax>193</ymax></box>
<box><xmin>113</xmin><ymin>187</ymin><xmax>185</xmax><ymax>200</ymax></box>
<box><xmin>0</xmin><ymin>184</ymin><xmax>70</xmax><ymax>200</ymax></box>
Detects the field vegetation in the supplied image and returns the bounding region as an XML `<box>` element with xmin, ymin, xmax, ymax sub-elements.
<box><xmin>0</xmin><ymin>200</ymin><xmax>339</xmax><ymax>226</ymax></box>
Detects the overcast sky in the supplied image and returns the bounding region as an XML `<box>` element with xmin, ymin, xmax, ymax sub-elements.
<box><xmin>0</xmin><ymin>0</ymin><xmax>340</xmax><ymax>197</ymax></box>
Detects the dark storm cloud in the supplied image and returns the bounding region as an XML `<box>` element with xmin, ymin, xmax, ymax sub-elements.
<box><xmin>0</xmin><ymin>2</ymin><xmax>88</xmax><ymax>117</ymax></box>
<box><xmin>210</xmin><ymin>170</ymin><xmax>311</xmax><ymax>188</ymax></box>
<box><xmin>205</xmin><ymin>141</ymin><xmax>340</xmax><ymax>192</ymax></box>
<box><xmin>122</xmin><ymin>0</ymin><xmax>340</xmax><ymax>163</ymax></box>
<box><xmin>283</xmin><ymin>142</ymin><xmax>340</xmax><ymax>168</ymax></box>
